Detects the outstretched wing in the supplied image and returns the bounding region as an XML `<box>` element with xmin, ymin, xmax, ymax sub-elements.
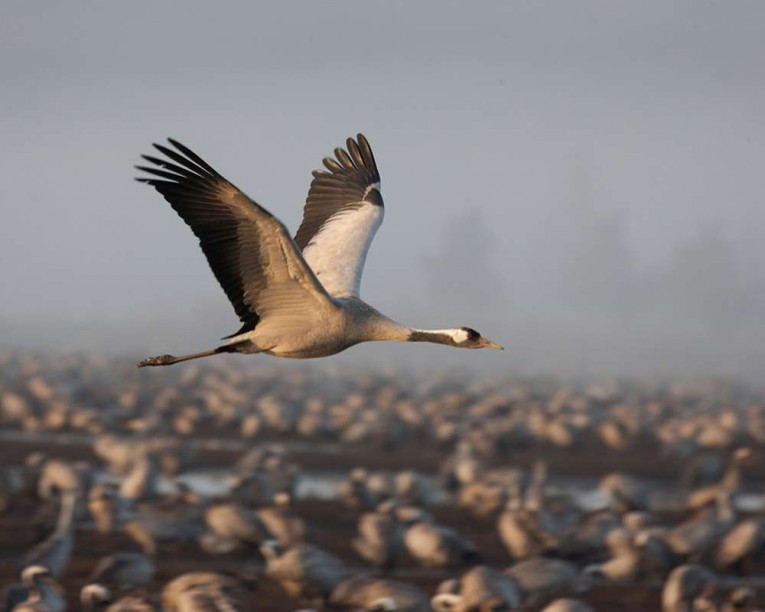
<box><xmin>294</xmin><ymin>134</ymin><xmax>384</xmax><ymax>298</ymax></box>
<box><xmin>136</xmin><ymin>139</ymin><xmax>332</xmax><ymax>338</ymax></box>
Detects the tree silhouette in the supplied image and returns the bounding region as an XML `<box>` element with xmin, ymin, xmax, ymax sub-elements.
<box><xmin>647</xmin><ymin>224</ymin><xmax>763</xmax><ymax>330</ymax></box>
<box><xmin>421</xmin><ymin>209</ymin><xmax>508</xmax><ymax>311</ymax></box>
<box><xmin>554</xmin><ymin>209</ymin><xmax>638</xmax><ymax>316</ymax></box>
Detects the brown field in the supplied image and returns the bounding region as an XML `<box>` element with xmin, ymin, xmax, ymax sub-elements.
<box><xmin>2</xmin><ymin>353</ymin><xmax>765</xmax><ymax>610</ymax></box>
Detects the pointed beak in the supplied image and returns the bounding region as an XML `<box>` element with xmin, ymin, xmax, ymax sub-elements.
<box><xmin>479</xmin><ymin>338</ymin><xmax>504</xmax><ymax>350</ymax></box>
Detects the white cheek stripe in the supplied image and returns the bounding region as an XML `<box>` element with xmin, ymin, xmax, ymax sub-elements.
<box><xmin>452</xmin><ymin>328</ymin><xmax>469</xmax><ymax>343</ymax></box>
<box><xmin>414</xmin><ymin>328</ymin><xmax>469</xmax><ymax>343</ymax></box>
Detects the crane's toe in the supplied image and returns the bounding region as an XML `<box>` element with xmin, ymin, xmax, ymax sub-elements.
<box><xmin>137</xmin><ymin>354</ymin><xmax>176</xmax><ymax>368</ymax></box>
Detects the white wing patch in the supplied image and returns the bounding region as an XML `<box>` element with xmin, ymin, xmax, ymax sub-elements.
<box><xmin>302</xmin><ymin>202</ymin><xmax>384</xmax><ymax>297</ymax></box>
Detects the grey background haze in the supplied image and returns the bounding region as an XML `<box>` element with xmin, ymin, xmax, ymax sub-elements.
<box><xmin>2</xmin><ymin>1</ymin><xmax>764</xmax><ymax>380</ymax></box>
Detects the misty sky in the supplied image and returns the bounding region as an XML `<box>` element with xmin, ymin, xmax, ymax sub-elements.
<box><xmin>2</xmin><ymin>2</ymin><xmax>764</xmax><ymax>380</ymax></box>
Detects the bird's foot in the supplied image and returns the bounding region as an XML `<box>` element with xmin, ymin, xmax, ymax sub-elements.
<box><xmin>137</xmin><ymin>354</ymin><xmax>177</xmax><ymax>368</ymax></box>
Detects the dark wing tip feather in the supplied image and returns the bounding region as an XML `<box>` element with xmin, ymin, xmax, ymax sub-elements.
<box><xmin>135</xmin><ymin>138</ymin><xmax>261</xmax><ymax>334</ymax></box>
<box><xmin>322</xmin><ymin>157</ymin><xmax>344</xmax><ymax>173</ymax></box>
<box><xmin>323</xmin><ymin>134</ymin><xmax>380</xmax><ymax>184</ymax></box>
<box><xmin>294</xmin><ymin>133</ymin><xmax>383</xmax><ymax>252</ymax></box>
<box><xmin>356</xmin><ymin>134</ymin><xmax>377</xmax><ymax>172</ymax></box>
<box><xmin>167</xmin><ymin>138</ymin><xmax>223</xmax><ymax>178</ymax></box>
<box><xmin>151</xmin><ymin>142</ymin><xmax>209</xmax><ymax>178</ymax></box>
<box><xmin>346</xmin><ymin>137</ymin><xmax>365</xmax><ymax>169</ymax></box>
<box><xmin>334</xmin><ymin>147</ymin><xmax>355</xmax><ymax>170</ymax></box>
<box><xmin>135</xmin><ymin>164</ymin><xmax>190</xmax><ymax>182</ymax></box>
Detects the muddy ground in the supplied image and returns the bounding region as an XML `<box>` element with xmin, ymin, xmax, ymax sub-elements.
<box><xmin>2</xmin><ymin>435</ymin><xmax>765</xmax><ymax>610</ymax></box>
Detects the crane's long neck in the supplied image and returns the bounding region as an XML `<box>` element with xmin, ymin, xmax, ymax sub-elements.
<box><xmin>366</xmin><ymin>315</ymin><xmax>461</xmax><ymax>347</ymax></box>
<box><xmin>407</xmin><ymin>329</ymin><xmax>461</xmax><ymax>346</ymax></box>
<box><xmin>55</xmin><ymin>490</ymin><xmax>77</xmax><ymax>534</ymax></box>
<box><xmin>722</xmin><ymin>461</ymin><xmax>742</xmax><ymax>489</ymax></box>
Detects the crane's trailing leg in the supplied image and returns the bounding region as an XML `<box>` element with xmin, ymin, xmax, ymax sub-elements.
<box><xmin>137</xmin><ymin>346</ymin><xmax>236</xmax><ymax>368</ymax></box>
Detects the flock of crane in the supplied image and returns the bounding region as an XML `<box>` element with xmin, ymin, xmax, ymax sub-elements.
<box><xmin>1</xmin><ymin>352</ymin><xmax>765</xmax><ymax>610</ymax></box>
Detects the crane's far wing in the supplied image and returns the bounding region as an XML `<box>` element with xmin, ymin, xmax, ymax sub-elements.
<box><xmin>136</xmin><ymin>139</ymin><xmax>332</xmax><ymax>339</ymax></box>
<box><xmin>294</xmin><ymin>134</ymin><xmax>383</xmax><ymax>298</ymax></box>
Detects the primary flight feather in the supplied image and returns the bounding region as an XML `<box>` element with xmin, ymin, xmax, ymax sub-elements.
<box><xmin>136</xmin><ymin>134</ymin><xmax>502</xmax><ymax>367</ymax></box>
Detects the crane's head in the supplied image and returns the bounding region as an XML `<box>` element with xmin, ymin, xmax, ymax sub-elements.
<box><xmin>407</xmin><ymin>327</ymin><xmax>504</xmax><ymax>350</ymax></box>
<box><xmin>21</xmin><ymin>565</ymin><xmax>52</xmax><ymax>586</ymax></box>
<box><xmin>452</xmin><ymin>327</ymin><xmax>504</xmax><ymax>350</ymax></box>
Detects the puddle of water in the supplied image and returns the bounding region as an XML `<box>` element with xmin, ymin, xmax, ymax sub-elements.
<box><xmin>295</xmin><ymin>472</ymin><xmax>345</xmax><ymax>500</ymax></box>
<box><xmin>151</xmin><ymin>469</ymin><xmax>343</xmax><ymax>500</ymax></box>
<box><xmin>573</xmin><ymin>488</ymin><xmax>610</xmax><ymax>511</ymax></box>
<box><xmin>734</xmin><ymin>493</ymin><xmax>765</xmax><ymax>513</ymax></box>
